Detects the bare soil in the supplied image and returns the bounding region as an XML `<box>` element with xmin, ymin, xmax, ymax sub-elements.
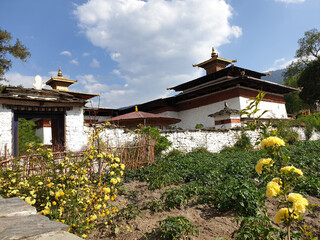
<box><xmin>89</xmin><ymin>181</ymin><xmax>320</xmax><ymax>239</ymax></box>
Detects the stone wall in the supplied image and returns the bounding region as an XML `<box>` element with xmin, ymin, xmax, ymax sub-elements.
<box><xmin>91</xmin><ymin>126</ymin><xmax>320</xmax><ymax>154</ymax></box>
<box><xmin>0</xmin><ymin>105</ymin><xmax>13</xmax><ymax>156</ymax></box>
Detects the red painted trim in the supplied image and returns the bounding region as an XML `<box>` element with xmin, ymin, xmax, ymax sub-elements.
<box><xmin>215</xmin><ymin>118</ymin><xmax>241</xmax><ymax>125</ymax></box>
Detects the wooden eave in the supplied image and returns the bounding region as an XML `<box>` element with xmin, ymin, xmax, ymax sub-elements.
<box><xmin>84</xmin><ymin>108</ymin><xmax>120</xmax><ymax>117</ymax></box>
<box><xmin>173</xmin><ymin>76</ymin><xmax>298</xmax><ymax>103</ymax></box>
<box><xmin>168</xmin><ymin>66</ymin><xmax>267</xmax><ymax>92</ymax></box>
<box><xmin>193</xmin><ymin>56</ymin><xmax>233</xmax><ymax>68</ymax></box>
<box><xmin>46</xmin><ymin>77</ymin><xmax>77</xmax><ymax>86</ymax></box>
<box><xmin>0</xmin><ymin>87</ymin><xmax>87</xmax><ymax>107</ymax></box>
<box><xmin>50</xmin><ymin>89</ymin><xmax>100</xmax><ymax>100</ymax></box>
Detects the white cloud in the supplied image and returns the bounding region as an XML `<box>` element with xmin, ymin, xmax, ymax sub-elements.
<box><xmin>3</xmin><ymin>72</ymin><xmax>35</xmax><ymax>88</ymax></box>
<box><xmin>274</xmin><ymin>0</ymin><xmax>306</xmax><ymax>3</ymax></box>
<box><xmin>265</xmin><ymin>58</ymin><xmax>297</xmax><ymax>72</ymax></box>
<box><xmin>90</xmin><ymin>58</ymin><xmax>100</xmax><ymax>68</ymax></box>
<box><xmin>4</xmin><ymin>71</ymin><xmax>73</xmax><ymax>89</ymax></box>
<box><xmin>74</xmin><ymin>0</ymin><xmax>241</xmax><ymax>108</ymax></box>
<box><xmin>70</xmin><ymin>59</ymin><xmax>79</xmax><ymax>65</ymax></box>
<box><xmin>60</xmin><ymin>51</ymin><xmax>72</xmax><ymax>57</ymax></box>
<box><xmin>82</xmin><ymin>52</ymin><xmax>90</xmax><ymax>57</ymax></box>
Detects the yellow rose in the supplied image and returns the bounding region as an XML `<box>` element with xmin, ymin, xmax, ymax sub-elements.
<box><xmin>261</xmin><ymin>136</ymin><xmax>285</xmax><ymax>149</ymax></box>
<box><xmin>255</xmin><ymin>158</ymin><xmax>274</xmax><ymax>174</ymax></box>
<box><xmin>266</xmin><ymin>181</ymin><xmax>281</xmax><ymax>198</ymax></box>
<box><xmin>281</xmin><ymin>166</ymin><xmax>303</xmax><ymax>176</ymax></box>
<box><xmin>274</xmin><ymin>208</ymin><xmax>289</xmax><ymax>224</ymax></box>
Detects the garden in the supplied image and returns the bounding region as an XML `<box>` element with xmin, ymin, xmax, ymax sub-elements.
<box><xmin>1</xmin><ymin>112</ymin><xmax>320</xmax><ymax>239</ymax></box>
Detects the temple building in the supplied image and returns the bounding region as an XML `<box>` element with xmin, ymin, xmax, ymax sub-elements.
<box><xmin>0</xmin><ymin>68</ymin><xmax>98</xmax><ymax>156</ymax></box>
<box><xmin>119</xmin><ymin>49</ymin><xmax>298</xmax><ymax>129</ymax></box>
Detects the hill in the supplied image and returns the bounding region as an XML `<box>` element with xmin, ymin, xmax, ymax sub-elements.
<box><xmin>262</xmin><ymin>68</ymin><xmax>286</xmax><ymax>84</ymax></box>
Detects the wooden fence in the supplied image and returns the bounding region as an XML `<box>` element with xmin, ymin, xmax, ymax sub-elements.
<box><xmin>0</xmin><ymin>143</ymin><xmax>155</xmax><ymax>176</ymax></box>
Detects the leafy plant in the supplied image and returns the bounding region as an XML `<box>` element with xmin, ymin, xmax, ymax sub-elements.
<box><xmin>118</xmin><ymin>203</ymin><xmax>141</xmax><ymax>220</ymax></box>
<box><xmin>144</xmin><ymin>199</ymin><xmax>165</xmax><ymax>213</ymax></box>
<box><xmin>195</xmin><ymin>123</ymin><xmax>203</xmax><ymax>129</ymax></box>
<box><xmin>139</xmin><ymin>125</ymin><xmax>172</xmax><ymax>157</ymax></box>
<box><xmin>157</xmin><ymin>216</ymin><xmax>199</xmax><ymax>240</ymax></box>
<box><xmin>233</xmin><ymin>131</ymin><xmax>253</xmax><ymax>151</ymax></box>
<box><xmin>240</xmin><ymin>92</ymin><xmax>269</xmax><ymax>131</ymax></box>
<box><xmin>232</xmin><ymin>210</ymin><xmax>280</xmax><ymax>240</ymax></box>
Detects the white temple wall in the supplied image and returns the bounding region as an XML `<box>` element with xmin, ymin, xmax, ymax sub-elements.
<box><xmin>161</xmin><ymin>97</ymin><xmax>241</xmax><ymax>129</ymax></box>
<box><xmin>0</xmin><ymin>104</ymin><xmax>13</xmax><ymax>156</ymax></box>
<box><xmin>239</xmin><ymin>97</ymin><xmax>287</xmax><ymax>119</ymax></box>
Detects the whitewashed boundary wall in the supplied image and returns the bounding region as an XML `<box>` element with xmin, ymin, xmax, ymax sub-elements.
<box><xmin>65</xmin><ymin>107</ymin><xmax>87</xmax><ymax>152</ymax></box>
<box><xmin>89</xmin><ymin>127</ymin><xmax>320</xmax><ymax>154</ymax></box>
<box><xmin>0</xmin><ymin>104</ymin><xmax>13</xmax><ymax>156</ymax></box>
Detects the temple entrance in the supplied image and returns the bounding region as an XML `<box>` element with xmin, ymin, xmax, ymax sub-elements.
<box><xmin>13</xmin><ymin>111</ymin><xmax>65</xmax><ymax>156</ymax></box>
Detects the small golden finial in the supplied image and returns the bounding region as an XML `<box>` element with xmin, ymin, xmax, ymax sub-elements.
<box><xmin>211</xmin><ymin>47</ymin><xmax>218</xmax><ymax>58</ymax></box>
<box><xmin>135</xmin><ymin>106</ymin><xmax>138</xmax><ymax>112</ymax></box>
<box><xmin>58</xmin><ymin>67</ymin><xmax>63</xmax><ymax>77</ymax></box>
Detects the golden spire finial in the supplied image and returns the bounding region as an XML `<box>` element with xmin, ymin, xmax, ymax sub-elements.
<box><xmin>135</xmin><ymin>106</ymin><xmax>138</xmax><ymax>112</ymax></box>
<box><xmin>58</xmin><ymin>67</ymin><xmax>63</xmax><ymax>77</ymax></box>
<box><xmin>211</xmin><ymin>47</ymin><xmax>218</xmax><ymax>58</ymax></box>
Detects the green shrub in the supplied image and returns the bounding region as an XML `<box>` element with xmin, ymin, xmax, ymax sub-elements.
<box><xmin>157</xmin><ymin>216</ymin><xmax>199</xmax><ymax>240</ymax></box>
<box><xmin>140</xmin><ymin>126</ymin><xmax>172</xmax><ymax>156</ymax></box>
<box><xmin>234</xmin><ymin>131</ymin><xmax>253</xmax><ymax>150</ymax></box>
<box><xmin>232</xmin><ymin>210</ymin><xmax>280</xmax><ymax>240</ymax></box>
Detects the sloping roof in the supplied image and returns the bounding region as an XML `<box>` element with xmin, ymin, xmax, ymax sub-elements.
<box><xmin>0</xmin><ymin>87</ymin><xmax>87</xmax><ymax>106</ymax></box>
<box><xmin>106</xmin><ymin>111</ymin><xmax>181</xmax><ymax>125</ymax></box>
<box><xmin>168</xmin><ymin>66</ymin><xmax>267</xmax><ymax>92</ymax></box>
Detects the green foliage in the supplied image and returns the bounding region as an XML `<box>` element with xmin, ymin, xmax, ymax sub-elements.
<box><xmin>271</xmin><ymin>120</ymin><xmax>299</xmax><ymax>145</ymax></box>
<box><xmin>140</xmin><ymin>126</ymin><xmax>172</xmax><ymax>157</ymax></box>
<box><xmin>0</xmin><ymin>28</ymin><xmax>30</xmax><ymax>81</ymax></box>
<box><xmin>283</xmin><ymin>28</ymin><xmax>320</xmax><ymax>111</ymax></box>
<box><xmin>232</xmin><ymin>210</ymin><xmax>280</xmax><ymax>240</ymax></box>
<box><xmin>18</xmin><ymin>118</ymin><xmax>42</xmax><ymax>155</ymax></box>
<box><xmin>233</xmin><ymin>131</ymin><xmax>253</xmax><ymax>151</ymax></box>
<box><xmin>144</xmin><ymin>199</ymin><xmax>165</xmax><ymax>213</ymax></box>
<box><xmin>240</xmin><ymin>92</ymin><xmax>269</xmax><ymax>131</ymax></box>
<box><xmin>126</xmin><ymin>139</ymin><xmax>320</xmax><ymax>222</ymax></box>
<box><xmin>157</xmin><ymin>216</ymin><xmax>199</xmax><ymax>240</ymax></box>
<box><xmin>284</xmin><ymin>92</ymin><xmax>308</xmax><ymax>115</ymax></box>
<box><xmin>0</xmin><ymin>143</ymin><xmax>124</xmax><ymax>238</ymax></box>
<box><xmin>298</xmin><ymin>57</ymin><xmax>320</xmax><ymax>106</ymax></box>
<box><xmin>118</xmin><ymin>203</ymin><xmax>141</xmax><ymax>220</ymax></box>
<box><xmin>272</xmin><ymin>113</ymin><xmax>320</xmax><ymax>141</ymax></box>
<box><xmin>165</xmin><ymin>149</ymin><xmax>184</xmax><ymax>158</ymax></box>
<box><xmin>195</xmin><ymin>123</ymin><xmax>203</xmax><ymax>129</ymax></box>
<box><xmin>161</xmin><ymin>183</ymin><xmax>202</xmax><ymax>210</ymax></box>
<box><xmin>296</xmin><ymin>28</ymin><xmax>320</xmax><ymax>61</ymax></box>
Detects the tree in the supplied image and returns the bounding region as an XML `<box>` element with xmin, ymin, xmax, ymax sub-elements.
<box><xmin>297</xmin><ymin>57</ymin><xmax>320</xmax><ymax>106</ymax></box>
<box><xmin>18</xmin><ymin>118</ymin><xmax>42</xmax><ymax>155</ymax></box>
<box><xmin>283</xmin><ymin>29</ymin><xmax>320</xmax><ymax>113</ymax></box>
<box><xmin>0</xmin><ymin>28</ymin><xmax>30</xmax><ymax>81</ymax></box>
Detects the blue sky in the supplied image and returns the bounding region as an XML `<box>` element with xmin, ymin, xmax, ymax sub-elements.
<box><xmin>1</xmin><ymin>0</ymin><xmax>320</xmax><ymax>108</ymax></box>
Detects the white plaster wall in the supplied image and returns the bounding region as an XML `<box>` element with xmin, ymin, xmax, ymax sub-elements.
<box><xmin>65</xmin><ymin>107</ymin><xmax>87</xmax><ymax>152</ymax></box>
<box><xmin>169</xmin><ymin>97</ymin><xmax>241</xmax><ymax>129</ymax></box>
<box><xmin>239</xmin><ymin>97</ymin><xmax>287</xmax><ymax>119</ymax></box>
<box><xmin>164</xmin><ymin>130</ymin><xmax>261</xmax><ymax>153</ymax></box>
<box><xmin>0</xmin><ymin>104</ymin><xmax>13</xmax><ymax>156</ymax></box>
<box><xmin>35</xmin><ymin>127</ymin><xmax>52</xmax><ymax>145</ymax></box>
